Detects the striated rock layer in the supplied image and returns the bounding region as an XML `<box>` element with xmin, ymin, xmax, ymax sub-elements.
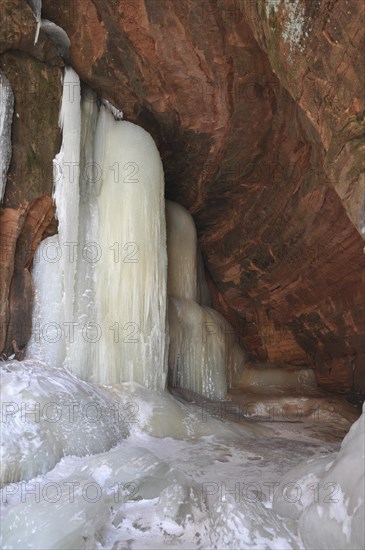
<box><xmin>0</xmin><ymin>0</ymin><xmax>364</xmax><ymax>399</ymax></box>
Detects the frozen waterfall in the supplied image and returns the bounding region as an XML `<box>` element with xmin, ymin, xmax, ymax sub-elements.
<box><xmin>27</xmin><ymin>68</ymin><xmax>168</xmax><ymax>390</ymax></box>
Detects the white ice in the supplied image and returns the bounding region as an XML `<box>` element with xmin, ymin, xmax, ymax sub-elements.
<box><xmin>26</xmin><ymin>236</ymin><xmax>65</xmax><ymax>368</ymax></box>
<box><xmin>91</xmin><ymin>110</ymin><xmax>168</xmax><ymax>388</ymax></box>
<box><xmin>168</xmin><ymin>297</ymin><xmax>245</xmax><ymax>399</ymax></box>
<box><xmin>0</xmin><ymin>70</ymin><xmax>14</xmax><ymax>203</ymax></box>
<box><xmin>1</xmin><ymin>359</ymin><xmax>363</xmax><ymax>549</ymax></box>
<box><xmin>273</xmin><ymin>403</ymin><xmax>364</xmax><ymax>548</ymax></box>
<box><xmin>26</xmin><ymin>0</ymin><xmax>42</xmax><ymax>44</ymax></box>
<box><xmin>166</xmin><ymin>200</ymin><xmax>198</xmax><ymax>301</ymax></box>
<box><xmin>166</xmin><ymin>200</ymin><xmax>245</xmax><ymax>399</ymax></box>
<box><xmin>0</xmin><ymin>360</ymin><xmax>128</xmax><ymax>484</ymax></box>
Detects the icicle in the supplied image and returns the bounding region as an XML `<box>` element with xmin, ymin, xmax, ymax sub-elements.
<box><xmin>28</xmin><ymin>72</ymin><xmax>168</xmax><ymax>390</ymax></box>
<box><xmin>0</xmin><ymin>71</ymin><xmax>14</xmax><ymax>203</ymax></box>
<box><xmin>101</xmin><ymin>98</ymin><xmax>124</xmax><ymax>121</ymax></box>
<box><xmin>26</xmin><ymin>0</ymin><xmax>42</xmax><ymax>44</ymax></box>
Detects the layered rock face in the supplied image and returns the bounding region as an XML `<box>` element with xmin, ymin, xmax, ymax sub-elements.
<box><xmin>1</xmin><ymin>0</ymin><xmax>364</xmax><ymax>399</ymax></box>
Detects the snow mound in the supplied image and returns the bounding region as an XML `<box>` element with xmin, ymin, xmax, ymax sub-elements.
<box><xmin>0</xmin><ymin>360</ymin><xmax>128</xmax><ymax>483</ymax></box>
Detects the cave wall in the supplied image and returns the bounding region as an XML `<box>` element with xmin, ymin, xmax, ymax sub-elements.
<box><xmin>0</xmin><ymin>0</ymin><xmax>364</xmax><ymax>399</ymax></box>
<box><xmin>0</xmin><ymin>1</ymin><xmax>62</xmax><ymax>355</ymax></box>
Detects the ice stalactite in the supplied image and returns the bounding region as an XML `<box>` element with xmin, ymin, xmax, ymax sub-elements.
<box><xmin>101</xmin><ymin>98</ymin><xmax>124</xmax><ymax>121</ymax></box>
<box><xmin>26</xmin><ymin>0</ymin><xmax>42</xmax><ymax>44</ymax></box>
<box><xmin>91</xmin><ymin>111</ymin><xmax>168</xmax><ymax>388</ymax></box>
<box><xmin>166</xmin><ymin>200</ymin><xmax>244</xmax><ymax>399</ymax></box>
<box><xmin>0</xmin><ymin>71</ymin><xmax>14</xmax><ymax>203</ymax></box>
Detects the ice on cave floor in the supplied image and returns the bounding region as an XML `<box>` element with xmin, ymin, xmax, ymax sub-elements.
<box><xmin>273</xmin><ymin>403</ymin><xmax>365</xmax><ymax>549</ymax></box>
<box><xmin>0</xmin><ymin>70</ymin><xmax>14</xmax><ymax>203</ymax></box>
<box><xmin>106</xmin><ymin>382</ymin><xmax>269</xmax><ymax>440</ymax></box>
<box><xmin>168</xmin><ymin>297</ymin><xmax>245</xmax><ymax>399</ymax></box>
<box><xmin>228</xmin><ymin>363</ymin><xmax>359</xmax><ymax>428</ymax></box>
<box><xmin>0</xmin><ymin>360</ymin><xmax>128</xmax><ymax>484</ymax></box>
<box><xmin>236</xmin><ymin>362</ymin><xmax>319</xmax><ymax>390</ymax></box>
<box><xmin>1</xmin><ymin>360</ymin><xmax>362</xmax><ymax>550</ymax></box>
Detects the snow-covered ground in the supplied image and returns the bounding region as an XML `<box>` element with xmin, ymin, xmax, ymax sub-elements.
<box><xmin>1</xmin><ymin>360</ymin><xmax>363</xmax><ymax>549</ymax></box>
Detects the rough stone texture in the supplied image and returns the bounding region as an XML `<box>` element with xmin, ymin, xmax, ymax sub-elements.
<box><xmin>243</xmin><ymin>0</ymin><xmax>365</xmax><ymax>235</ymax></box>
<box><xmin>0</xmin><ymin>0</ymin><xmax>62</xmax><ymax>356</ymax></box>
<box><xmin>1</xmin><ymin>0</ymin><xmax>364</xmax><ymax>400</ymax></box>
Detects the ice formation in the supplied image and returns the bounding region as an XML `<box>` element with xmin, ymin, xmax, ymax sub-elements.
<box><xmin>101</xmin><ymin>98</ymin><xmax>124</xmax><ymax>121</ymax></box>
<box><xmin>26</xmin><ymin>236</ymin><xmax>65</xmax><ymax>368</ymax></box>
<box><xmin>166</xmin><ymin>200</ymin><xmax>198</xmax><ymax>301</ymax></box>
<box><xmin>53</xmin><ymin>67</ymin><xmax>81</xmax><ymax>359</ymax></box>
<box><xmin>273</xmin><ymin>404</ymin><xmax>365</xmax><ymax>549</ymax></box>
<box><xmin>91</xmin><ymin>111</ymin><xmax>168</xmax><ymax>387</ymax></box>
<box><xmin>0</xmin><ymin>445</ymin><xmax>206</xmax><ymax>550</ymax></box>
<box><xmin>27</xmin><ymin>70</ymin><xmax>168</xmax><ymax>390</ymax></box>
<box><xmin>166</xmin><ymin>201</ymin><xmax>245</xmax><ymax>399</ymax></box>
<box><xmin>27</xmin><ymin>68</ymin><xmax>82</xmax><ymax>367</ymax></box>
<box><xmin>26</xmin><ymin>0</ymin><xmax>42</xmax><ymax>44</ymax></box>
<box><xmin>168</xmin><ymin>298</ymin><xmax>245</xmax><ymax>399</ymax></box>
<box><xmin>0</xmin><ymin>71</ymin><xmax>14</xmax><ymax>203</ymax></box>
<box><xmin>0</xmin><ymin>360</ymin><xmax>128</xmax><ymax>484</ymax></box>
<box><xmin>18</xmin><ymin>61</ymin><xmax>364</xmax><ymax>550</ymax></box>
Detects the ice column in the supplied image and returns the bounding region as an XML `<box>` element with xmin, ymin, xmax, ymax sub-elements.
<box><xmin>27</xmin><ymin>68</ymin><xmax>81</xmax><ymax>367</ymax></box>
<box><xmin>166</xmin><ymin>199</ymin><xmax>198</xmax><ymax>301</ymax></box>
<box><xmin>88</xmin><ymin>110</ymin><xmax>168</xmax><ymax>388</ymax></box>
<box><xmin>166</xmin><ymin>200</ymin><xmax>244</xmax><ymax>399</ymax></box>
<box><xmin>0</xmin><ymin>71</ymin><xmax>14</xmax><ymax>203</ymax></box>
<box><xmin>66</xmin><ymin>87</ymin><xmax>99</xmax><ymax>379</ymax></box>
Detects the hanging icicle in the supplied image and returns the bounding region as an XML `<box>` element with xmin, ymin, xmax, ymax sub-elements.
<box><xmin>0</xmin><ymin>71</ymin><xmax>14</xmax><ymax>203</ymax></box>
